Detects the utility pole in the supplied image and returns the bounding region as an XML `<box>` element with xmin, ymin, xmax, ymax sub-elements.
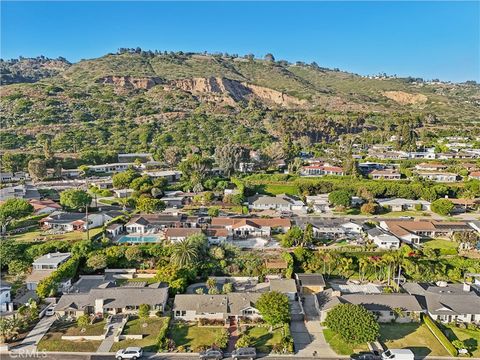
<box><xmin>85</xmin><ymin>178</ymin><xmax>90</xmax><ymax>241</ymax></box>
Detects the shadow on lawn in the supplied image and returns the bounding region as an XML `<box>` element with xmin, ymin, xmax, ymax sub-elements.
<box><xmin>380</xmin><ymin>323</ymin><xmax>420</xmax><ymax>341</ymax></box>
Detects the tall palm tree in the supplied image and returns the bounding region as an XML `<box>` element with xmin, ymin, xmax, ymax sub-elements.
<box><xmin>358</xmin><ymin>257</ymin><xmax>369</xmax><ymax>282</ymax></box>
<box><xmin>171</xmin><ymin>238</ymin><xmax>199</xmax><ymax>268</ymax></box>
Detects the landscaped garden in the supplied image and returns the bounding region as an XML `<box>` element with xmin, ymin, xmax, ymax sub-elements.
<box><xmin>169</xmin><ymin>322</ymin><xmax>227</xmax><ymax>352</ymax></box>
<box><xmin>443</xmin><ymin>324</ymin><xmax>480</xmax><ymax>357</ymax></box>
<box><xmin>111</xmin><ymin>316</ymin><xmax>168</xmax><ymax>352</ymax></box>
<box><xmin>37</xmin><ymin>319</ymin><xmax>106</xmax><ymax>352</ymax></box>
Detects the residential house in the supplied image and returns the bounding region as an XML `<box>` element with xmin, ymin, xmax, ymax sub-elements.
<box><xmin>125</xmin><ymin>214</ymin><xmax>199</xmax><ymax>234</ymax></box>
<box><xmin>173</xmin><ymin>293</ymin><xmax>262</xmax><ymax>322</ymax></box>
<box><xmin>301</xmin><ymin>165</ymin><xmax>344</xmax><ymax>177</ymax></box>
<box><xmin>269</xmin><ymin>279</ymin><xmax>297</xmax><ymax>300</ymax></box>
<box><xmin>142</xmin><ymin>170</ymin><xmax>181</xmax><ymax>183</ymax></box>
<box><xmin>0</xmin><ymin>184</ymin><xmax>41</xmax><ymax>201</ymax></box>
<box><xmin>367</xmin><ymin>228</ymin><xmax>400</xmax><ymax>250</ymax></box>
<box><xmin>403</xmin><ymin>282</ymin><xmax>480</xmax><ymax>324</ymax></box>
<box><xmin>305</xmin><ymin>194</ymin><xmax>331</xmax><ymax>213</ymax></box>
<box><xmin>0</xmin><ymin>283</ymin><xmax>13</xmax><ymax>313</ymax></box>
<box><xmin>41</xmin><ymin>211</ymin><xmax>112</xmax><ymax>232</ymax></box>
<box><xmin>380</xmin><ymin>220</ymin><xmax>474</xmax><ymax>245</ymax></box>
<box><xmin>106</xmin><ymin>223</ymin><xmax>124</xmax><ymax>238</ymax></box>
<box><xmin>295</xmin><ymin>273</ymin><xmax>325</xmax><ymax>294</ymax></box>
<box><xmin>370</xmin><ymin>169</ymin><xmax>401</xmax><ymax>180</ymax></box>
<box><xmin>61</xmin><ymin>168</ymin><xmax>82</xmax><ymax>178</ymax></box>
<box><xmin>29</xmin><ymin>199</ymin><xmax>62</xmax><ymax>215</ymax></box>
<box><xmin>205</xmin><ymin>228</ymin><xmax>229</xmax><ymax>245</ymax></box>
<box><xmin>377</xmin><ymin>198</ymin><xmax>431</xmax><ymax>212</ymax></box>
<box><xmin>315</xmin><ymin>290</ymin><xmax>423</xmax><ymax>323</ymax></box>
<box><xmin>415</xmin><ymin>171</ymin><xmax>458</xmax><ymax>183</ymax></box>
<box><xmin>249</xmin><ymin>194</ymin><xmax>306</xmax><ymax>213</ymax></box>
<box><xmin>469</xmin><ymin>171</ymin><xmax>480</xmax><ymax>180</ymax></box>
<box><xmin>87</xmin><ymin>163</ymin><xmax>134</xmax><ymax>174</ymax></box>
<box><xmin>164</xmin><ymin>227</ymin><xmax>203</xmax><ymax>242</ymax></box>
<box><xmin>310</xmin><ymin>219</ymin><xmax>363</xmax><ymax>239</ymax></box>
<box><xmin>449</xmin><ymin>198</ymin><xmax>480</xmax><ymax>213</ymax></box>
<box><xmin>55</xmin><ymin>282</ymin><xmax>169</xmax><ymax>318</ymax></box>
<box><xmin>26</xmin><ymin>252</ymin><xmax>72</xmax><ymax>291</ymax></box>
<box><xmin>0</xmin><ymin>172</ymin><xmax>29</xmax><ymax>183</ymax></box>
<box><xmin>210</xmin><ymin>217</ymin><xmax>291</xmax><ymax>238</ymax></box>
<box><xmin>113</xmin><ymin>189</ymin><xmax>135</xmax><ymax>198</ymax></box>
<box><xmin>415</xmin><ymin>163</ymin><xmax>448</xmax><ymax>172</ymax></box>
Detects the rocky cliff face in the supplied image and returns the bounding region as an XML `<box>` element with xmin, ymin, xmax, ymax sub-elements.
<box><xmin>167</xmin><ymin>77</ymin><xmax>306</xmax><ymax>107</ymax></box>
<box><xmin>97</xmin><ymin>76</ymin><xmax>163</xmax><ymax>90</ymax></box>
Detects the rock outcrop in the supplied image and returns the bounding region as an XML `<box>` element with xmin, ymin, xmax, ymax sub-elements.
<box><xmin>97</xmin><ymin>76</ymin><xmax>163</xmax><ymax>90</ymax></box>
<box><xmin>167</xmin><ymin>77</ymin><xmax>306</xmax><ymax>107</ymax></box>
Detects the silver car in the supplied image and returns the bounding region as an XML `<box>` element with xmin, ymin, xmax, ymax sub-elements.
<box><xmin>115</xmin><ymin>347</ymin><xmax>143</xmax><ymax>360</ymax></box>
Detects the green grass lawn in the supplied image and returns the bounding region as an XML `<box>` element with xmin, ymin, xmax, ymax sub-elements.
<box><xmin>323</xmin><ymin>328</ymin><xmax>369</xmax><ymax>355</ymax></box>
<box><xmin>262</xmin><ymin>184</ymin><xmax>298</xmax><ymax>196</ymax></box>
<box><xmin>9</xmin><ymin>227</ymin><xmax>103</xmax><ymax>242</ymax></box>
<box><xmin>423</xmin><ymin>239</ymin><xmax>458</xmax><ymax>251</ymax></box>
<box><xmin>37</xmin><ymin>320</ymin><xmax>106</xmax><ymax>352</ymax></box>
<box><xmin>169</xmin><ymin>322</ymin><xmax>225</xmax><ymax>351</ymax></box>
<box><xmin>243</xmin><ymin>325</ymin><xmax>283</xmax><ymax>353</ymax></box>
<box><xmin>443</xmin><ymin>325</ymin><xmax>480</xmax><ymax>357</ymax></box>
<box><xmin>379</xmin><ymin>323</ymin><xmax>449</xmax><ymax>357</ymax></box>
<box><xmin>111</xmin><ymin>316</ymin><xmax>167</xmax><ymax>352</ymax></box>
<box><xmin>378</xmin><ymin>211</ymin><xmax>430</xmax><ymax>218</ymax></box>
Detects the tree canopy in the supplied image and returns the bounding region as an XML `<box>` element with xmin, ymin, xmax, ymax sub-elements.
<box><xmin>256</xmin><ymin>291</ymin><xmax>291</xmax><ymax>327</ymax></box>
<box><xmin>59</xmin><ymin>189</ymin><xmax>92</xmax><ymax>211</ymax></box>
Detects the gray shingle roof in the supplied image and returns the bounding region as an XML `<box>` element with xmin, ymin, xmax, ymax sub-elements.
<box><xmin>269</xmin><ymin>279</ymin><xmax>297</xmax><ymax>293</ymax></box>
<box><xmin>173</xmin><ymin>293</ymin><xmax>262</xmax><ymax>316</ymax></box>
<box><xmin>295</xmin><ymin>273</ymin><xmax>326</xmax><ymax>287</ymax></box>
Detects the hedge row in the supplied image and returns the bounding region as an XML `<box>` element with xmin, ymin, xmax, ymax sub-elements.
<box><xmin>423</xmin><ymin>314</ymin><xmax>457</xmax><ymax>356</ymax></box>
<box><xmin>156</xmin><ymin>316</ymin><xmax>171</xmax><ymax>351</ymax></box>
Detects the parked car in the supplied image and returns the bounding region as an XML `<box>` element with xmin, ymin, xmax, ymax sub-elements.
<box><xmin>352</xmin><ymin>351</ymin><xmax>381</xmax><ymax>360</ymax></box>
<box><xmin>45</xmin><ymin>306</ymin><xmax>55</xmax><ymax>317</ymax></box>
<box><xmin>199</xmin><ymin>349</ymin><xmax>223</xmax><ymax>360</ymax></box>
<box><xmin>115</xmin><ymin>347</ymin><xmax>143</xmax><ymax>360</ymax></box>
<box><xmin>381</xmin><ymin>349</ymin><xmax>414</xmax><ymax>360</ymax></box>
<box><xmin>232</xmin><ymin>347</ymin><xmax>257</xmax><ymax>360</ymax></box>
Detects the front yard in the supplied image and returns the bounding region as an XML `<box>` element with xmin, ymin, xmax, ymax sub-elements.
<box><xmin>37</xmin><ymin>319</ymin><xmax>106</xmax><ymax>352</ymax></box>
<box><xmin>111</xmin><ymin>316</ymin><xmax>167</xmax><ymax>352</ymax></box>
<box><xmin>242</xmin><ymin>325</ymin><xmax>283</xmax><ymax>353</ymax></box>
<box><xmin>379</xmin><ymin>323</ymin><xmax>448</xmax><ymax>357</ymax></box>
<box><xmin>169</xmin><ymin>322</ymin><xmax>226</xmax><ymax>352</ymax></box>
<box><xmin>323</xmin><ymin>328</ymin><xmax>369</xmax><ymax>355</ymax></box>
<box><xmin>443</xmin><ymin>324</ymin><xmax>480</xmax><ymax>357</ymax></box>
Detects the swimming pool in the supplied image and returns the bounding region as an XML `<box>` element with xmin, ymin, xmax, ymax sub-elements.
<box><xmin>117</xmin><ymin>235</ymin><xmax>160</xmax><ymax>244</ymax></box>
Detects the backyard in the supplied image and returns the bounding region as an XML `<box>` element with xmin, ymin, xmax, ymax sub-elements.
<box><xmin>379</xmin><ymin>323</ymin><xmax>448</xmax><ymax>357</ymax></box>
<box><xmin>37</xmin><ymin>319</ymin><xmax>106</xmax><ymax>352</ymax></box>
<box><xmin>8</xmin><ymin>227</ymin><xmax>104</xmax><ymax>243</ymax></box>
<box><xmin>241</xmin><ymin>325</ymin><xmax>283</xmax><ymax>353</ymax></box>
<box><xmin>443</xmin><ymin>324</ymin><xmax>480</xmax><ymax>357</ymax></box>
<box><xmin>169</xmin><ymin>322</ymin><xmax>226</xmax><ymax>351</ymax></box>
<box><xmin>423</xmin><ymin>239</ymin><xmax>458</xmax><ymax>253</ymax></box>
<box><xmin>111</xmin><ymin>316</ymin><xmax>167</xmax><ymax>352</ymax></box>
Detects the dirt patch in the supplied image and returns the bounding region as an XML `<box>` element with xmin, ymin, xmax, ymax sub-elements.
<box><xmin>383</xmin><ymin>91</ymin><xmax>428</xmax><ymax>105</ymax></box>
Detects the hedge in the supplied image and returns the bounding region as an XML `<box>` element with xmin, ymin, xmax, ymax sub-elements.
<box><xmin>35</xmin><ymin>257</ymin><xmax>79</xmax><ymax>298</ymax></box>
<box><xmin>156</xmin><ymin>316</ymin><xmax>171</xmax><ymax>351</ymax></box>
<box><xmin>423</xmin><ymin>314</ymin><xmax>457</xmax><ymax>356</ymax></box>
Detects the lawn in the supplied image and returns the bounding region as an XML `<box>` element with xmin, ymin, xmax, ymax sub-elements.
<box><xmin>263</xmin><ymin>184</ymin><xmax>298</xmax><ymax>196</ymax></box>
<box><xmin>243</xmin><ymin>325</ymin><xmax>283</xmax><ymax>353</ymax></box>
<box><xmin>323</xmin><ymin>328</ymin><xmax>369</xmax><ymax>355</ymax></box>
<box><xmin>378</xmin><ymin>211</ymin><xmax>430</xmax><ymax>218</ymax></box>
<box><xmin>443</xmin><ymin>324</ymin><xmax>480</xmax><ymax>357</ymax></box>
<box><xmin>37</xmin><ymin>320</ymin><xmax>106</xmax><ymax>352</ymax></box>
<box><xmin>9</xmin><ymin>227</ymin><xmax>103</xmax><ymax>242</ymax></box>
<box><xmin>379</xmin><ymin>323</ymin><xmax>449</xmax><ymax>357</ymax></box>
<box><xmin>169</xmin><ymin>322</ymin><xmax>225</xmax><ymax>351</ymax></box>
<box><xmin>111</xmin><ymin>316</ymin><xmax>167</xmax><ymax>352</ymax></box>
<box><xmin>423</xmin><ymin>239</ymin><xmax>458</xmax><ymax>251</ymax></box>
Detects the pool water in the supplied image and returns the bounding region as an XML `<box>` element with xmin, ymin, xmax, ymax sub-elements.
<box><xmin>117</xmin><ymin>235</ymin><xmax>160</xmax><ymax>243</ymax></box>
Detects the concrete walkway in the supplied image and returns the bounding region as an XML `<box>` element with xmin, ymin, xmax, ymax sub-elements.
<box><xmin>96</xmin><ymin>317</ymin><xmax>122</xmax><ymax>353</ymax></box>
<box><xmin>14</xmin><ymin>315</ymin><xmax>55</xmax><ymax>351</ymax></box>
<box><xmin>292</xmin><ymin>295</ymin><xmax>336</xmax><ymax>357</ymax></box>
<box><xmin>227</xmin><ymin>318</ymin><xmax>239</xmax><ymax>353</ymax></box>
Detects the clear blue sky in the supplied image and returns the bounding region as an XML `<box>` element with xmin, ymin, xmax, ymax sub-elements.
<box><xmin>1</xmin><ymin>1</ymin><xmax>479</xmax><ymax>82</ymax></box>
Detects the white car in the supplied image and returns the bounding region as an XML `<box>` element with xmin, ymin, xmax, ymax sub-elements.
<box><xmin>116</xmin><ymin>347</ymin><xmax>143</xmax><ymax>360</ymax></box>
<box><xmin>45</xmin><ymin>306</ymin><xmax>55</xmax><ymax>317</ymax></box>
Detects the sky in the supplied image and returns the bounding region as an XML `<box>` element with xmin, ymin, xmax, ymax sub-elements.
<box><xmin>1</xmin><ymin>1</ymin><xmax>479</xmax><ymax>82</ymax></box>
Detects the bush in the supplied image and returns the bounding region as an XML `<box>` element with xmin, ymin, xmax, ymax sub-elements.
<box><xmin>156</xmin><ymin>317</ymin><xmax>171</xmax><ymax>351</ymax></box>
<box><xmin>213</xmin><ymin>329</ymin><xmax>229</xmax><ymax>349</ymax></box>
<box><xmin>431</xmin><ymin>199</ymin><xmax>455</xmax><ymax>216</ymax></box>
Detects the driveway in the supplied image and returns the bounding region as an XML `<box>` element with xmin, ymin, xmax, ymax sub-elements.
<box><xmin>291</xmin><ymin>295</ymin><xmax>336</xmax><ymax>357</ymax></box>
<box><xmin>13</xmin><ymin>315</ymin><xmax>55</xmax><ymax>352</ymax></box>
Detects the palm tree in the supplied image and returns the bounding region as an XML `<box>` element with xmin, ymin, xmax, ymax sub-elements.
<box><xmin>171</xmin><ymin>238</ymin><xmax>199</xmax><ymax>267</ymax></box>
<box><xmin>358</xmin><ymin>257</ymin><xmax>369</xmax><ymax>282</ymax></box>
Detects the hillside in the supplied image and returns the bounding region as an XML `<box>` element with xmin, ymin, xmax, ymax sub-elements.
<box><xmin>1</xmin><ymin>51</ymin><xmax>479</xmax><ymax>154</ymax></box>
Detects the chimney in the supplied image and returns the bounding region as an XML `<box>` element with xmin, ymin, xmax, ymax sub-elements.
<box><xmin>463</xmin><ymin>282</ymin><xmax>471</xmax><ymax>292</ymax></box>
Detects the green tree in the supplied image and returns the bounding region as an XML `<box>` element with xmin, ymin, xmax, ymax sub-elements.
<box><xmin>171</xmin><ymin>238</ymin><xmax>199</xmax><ymax>267</ymax></box>
<box><xmin>27</xmin><ymin>159</ymin><xmax>47</xmax><ymax>181</ymax></box>
<box><xmin>256</xmin><ymin>291</ymin><xmax>290</xmax><ymax>328</ymax></box>
<box><xmin>281</xmin><ymin>226</ymin><xmax>303</xmax><ymax>247</ymax></box>
<box><xmin>236</xmin><ymin>334</ymin><xmax>253</xmax><ymax>348</ymax></box>
<box><xmin>303</xmin><ymin>223</ymin><xmax>314</xmax><ymax>247</ymax></box>
<box><xmin>360</xmin><ymin>202</ymin><xmax>378</xmax><ymax>215</ymax></box>
<box><xmin>0</xmin><ymin>198</ymin><xmax>34</xmax><ymax>233</ymax></box>
<box><xmin>60</xmin><ymin>189</ymin><xmax>92</xmax><ymax>211</ymax></box>
<box><xmin>208</xmin><ymin>206</ymin><xmax>220</xmax><ymax>217</ymax></box>
<box><xmin>431</xmin><ymin>198</ymin><xmax>455</xmax><ymax>216</ymax></box>
<box><xmin>138</xmin><ymin>304</ymin><xmax>151</xmax><ymax>319</ymax></box>
<box><xmin>222</xmin><ymin>282</ymin><xmax>233</xmax><ymax>294</ymax></box>
<box><xmin>125</xmin><ymin>246</ymin><xmax>143</xmax><ymax>263</ymax></box>
<box><xmin>77</xmin><ymin>314</ymin><xmax>90</xmax><ymax>329</ymax></box>
<box><xmin>112</xmin><ymin>169</ymin><xmax>140</xmax><ymax>189</ymax></box>
<box><xmin>324</xmin><ymin>304</ymin><xmax>379</xmax><ymax>344</ymax></box>
<box><xmin>135</xmin><ymin>196</ymin><xmax>166</xmax><ymax>213</ymax></box>
<box><xmin>86</xmin><ymin>253</ymin><xmax>107</xmax><ymax>271</ymax></box>
<box><xmin>328</xmin><ymin>190</ymin><xmax>351</xmax><ymax>208</ymax></box>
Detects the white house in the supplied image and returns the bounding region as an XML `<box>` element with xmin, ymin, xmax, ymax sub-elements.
<box><xmin>305</xmin><ymin>194</ymin><xmax>331</xmax><ymax>213</ymax></box>
<box><xmin>367</xmin><ymin>228</ymin><xmax>400</xmax><ymax>249</ymax></box>
<box><xmin>0</xmin><ymin>283</ymin><xmax>13</xmax><ymax>313</ymax></box>
<box><xmin>377</xmin><ymin>198</ymin><xmax>431</xmax><ymax>212</ymax></box>
<box><xmin>41</xmin><ymin>212</ymin><xmax>113</xmax><ymax>232</ymax></box>
<box><xmin>26</xmin><ymin>252</ymin><xmax>72</xmax><ymax>291</ymax></box>
<box><xmin>87</xmin><ymin>163</ymin><xmax>134</xmax><ymax>174</ymax></box>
